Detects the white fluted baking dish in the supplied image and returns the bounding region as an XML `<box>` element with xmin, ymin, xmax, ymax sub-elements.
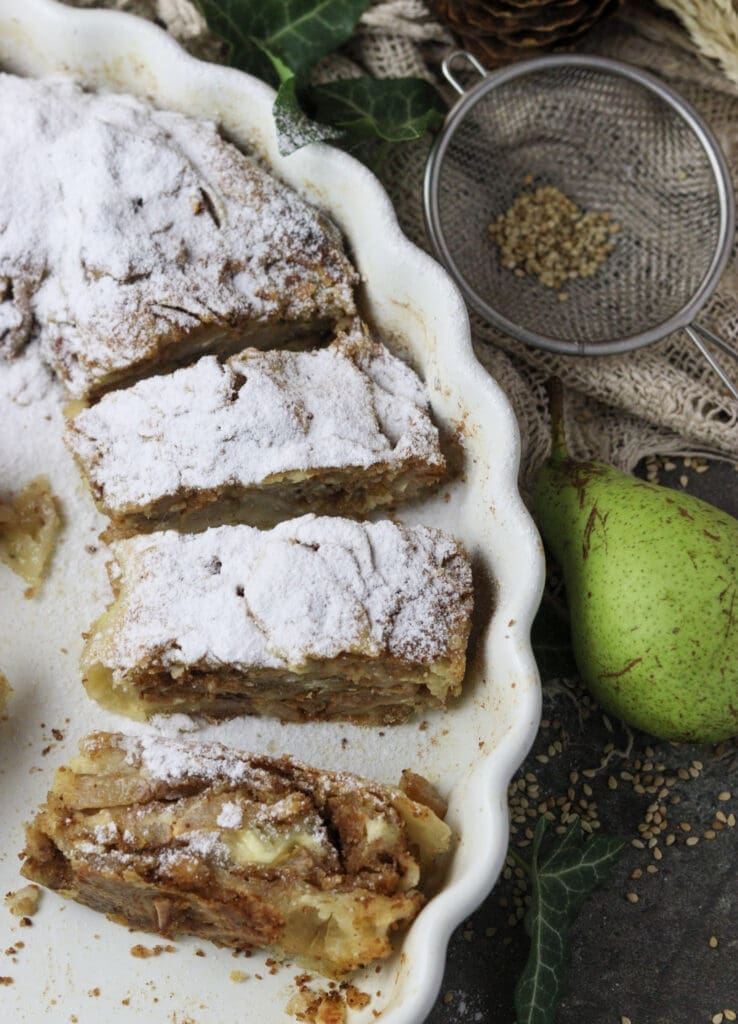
<box><xmin>0</xmin><ymin>1</ymin><xmax>544</xmax><ymax>1020</ymax></box>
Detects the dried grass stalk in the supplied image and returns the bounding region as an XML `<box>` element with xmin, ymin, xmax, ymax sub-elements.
<box><xmin>655</xmin><ymin>0</ymin><xmax>738</xmax><ymax>85</ymax></box>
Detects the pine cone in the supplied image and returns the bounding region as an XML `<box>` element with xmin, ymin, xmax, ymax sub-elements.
<box><xmin>430</xmin><ymin>0</ymin><xmax>622</xmax><ymax>67</ymax></box>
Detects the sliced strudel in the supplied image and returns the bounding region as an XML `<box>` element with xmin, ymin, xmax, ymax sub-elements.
<box><xmin>0</xmin><ymin>74</ymin><xmax>357</xmax><ymax>397</ymax></box>
<box><xmin>22</xmin><ymin>732</ymin><xmax>452</xmax><ymax>976</ymax></box>
<box><xmin>81</xmin><ymin>516</ymin><xmax>473</xmax><ymax>723</ymax></box>
<box><xmin>65</xmin><ymin>319</ymin><xmax>445</xmax><ymax>537</ymax></box>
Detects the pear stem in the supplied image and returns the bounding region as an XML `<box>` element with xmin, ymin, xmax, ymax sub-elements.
<box><xmin>546</xmin><ymin>377</ymin><xmax>569</xmax><ymax>461</ymax></box>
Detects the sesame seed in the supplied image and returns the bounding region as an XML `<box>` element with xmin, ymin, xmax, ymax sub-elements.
<box><xmin>686</xmin><ymin>836</ymin><xmax>699</xmax><ymax>846</ymax></box>
<box><xmin>712</xmin><ymin>1013</ymin><xmax>724</xmax><ymax>1024</ymax></box>
<box><xmin>709</xmin><ymin>935</ymin><xmax>719</xmax><ymax>948</ymax></box>
<box><xmin>724</xmin><ymin>1011</ymin><xmax>735</xmax><ymax>1021</ymax></box>
<box><xmin>625</xmin><ymin>892</ymin><xmax>639</xmax><ymax>904</ymax></box>
<box><xmin>718</xmin><ymin>791</ymin><xmax>731</xmax><ymax>801</ymax></box>
<box><xmin>621</xmin><ymin>1017</ymin><xmax>632</xmax><ymax>1024</ymax></box>
<box><xmin>679</xmin><ymin>822</ymin><xmax>692</xmax><ymax>832</ymax></box>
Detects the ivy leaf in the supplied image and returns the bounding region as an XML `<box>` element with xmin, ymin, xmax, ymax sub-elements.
<box><xmin>257</xmin><ymin>48</ymin><xmax>343</xmax><ymax>154</ymax></box>
<box><xmin>531</xmin><ymin>585</ymin><xmax>577</xmax><ymax>682</ymax></box>
<box><xmin>273</xmin><ymin>74</ymin><xmax>344</xmax><ymax>154</ymax></box>
<box><xmin>514</xmin><ymin>818</ymin><xmax>624</xmax><ymax>1024</ymax></box>
<box><xmin>195</xmin><ymin>0</ymin><xmax>277</xmax><ymax>83</ymax></box>
<box><xmin>310</xmin><ymin>76</ymin><xmax>445</xmax><ymax>142</ymax></box>
<box><xmin>196</xmin><ymin>0</ymin><xmax>370</xmax><ymax>79</ymax></box>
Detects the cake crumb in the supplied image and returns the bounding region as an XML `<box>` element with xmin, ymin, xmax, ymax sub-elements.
<box><xmin>130</xmin><ymin>944</ymin><xmax>175</xmax><ymax>958</ymax></box>
<box><xmin>230</xmin><ymin>970</ymin><xmax>249</xmax><ymax>982</ymax></box>
<box><xmin>0</xmin><ymin>977</ymin><xmax>13</xmax><ymax>985</ymax></box>
<box><xmin>5</xmin><ymin>884</ymin><xmax>40</xmax><ymax>918</ymax></box>
<box><xmin>343</xmin><ymin>984</ymin><xmax>371</xmax><ymax>1010</ymax></box>
<box><xmin>0</xmin><ymin>671</ymin><xmax>11</xmax><ymax>717</ymax></box>
<box><xmin>286</xmin><ymin>986</ymin><xmax>347</xmax><ymax>1023</ymax></box>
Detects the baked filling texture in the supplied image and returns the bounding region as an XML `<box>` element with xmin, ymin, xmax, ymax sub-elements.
<box><xmin>21</xmin><ymin>732</ymin><xmax>452</xmax><ymax>976</ymax></box>
<box><xmin>0</xmin><ymin>74</ymin><xmax>357</xmax><ymax>398</ymax></box>
<box><xmin>0</xmin><ymin>476</ymin><xmax>62</xmax><ymax>597</ymax></box>
<box><xmin>65</xmin><ymin>318</ymin><xmax>445</xmax><ymax>538</ymax></box>
<box><xmin>81</xmin><ymin>516</ymin><xmax>473</xmax><ymax>723</ymax></box>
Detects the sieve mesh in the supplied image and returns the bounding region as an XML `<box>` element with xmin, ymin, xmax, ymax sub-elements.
<box><xmin>428</xmin><ymin>59</ymin><xmax>728</xmax><ymax>353</ymax></box>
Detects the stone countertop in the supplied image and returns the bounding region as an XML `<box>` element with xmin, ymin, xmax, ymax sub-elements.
<box><xmin>428</xmin><ymin>458</ymin><xmax>738</xmax><ymax>1024</ymax></box>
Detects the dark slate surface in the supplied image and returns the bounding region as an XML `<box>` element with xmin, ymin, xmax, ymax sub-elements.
<box><xmin>428</xmin><ymin>459</ymin><xmax>738</xmax><ymax>1024</ymax></box>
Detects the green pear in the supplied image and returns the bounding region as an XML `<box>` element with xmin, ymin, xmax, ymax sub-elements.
<box><xmin>532</xmin><ymin>385</ymin><xmax>738</xmax><ymax>742</ymax></box>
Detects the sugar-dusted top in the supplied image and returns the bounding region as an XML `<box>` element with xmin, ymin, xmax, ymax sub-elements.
<box><xmin>66</xmin><ymin>319</ymin><xmax>443</xmax><ymax>512</ymax></box>
<box><xmin>0</xmin><ymin>74</ymin><xmax>357</xmax><ymax>396</ymax></box>
<box><xmin>85</xmin><ymin>516</ymin><xmax>472</xmax><ymax>678</ymax></box>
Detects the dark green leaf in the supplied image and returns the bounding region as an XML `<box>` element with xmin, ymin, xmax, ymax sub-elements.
<box><xmin>196</xmin><ymin>0</ymin><xmax>370</xmax><ymax>78</ymax></box>
<box><xmin>195</xmin><ymin>0</ymin><xmax>277</xmax><ymax>83</ymax></box>
<box><xmin>310</xmin><ymin>76</ymin><xmax>445</xmax><ymax>142</ymax></box>
<box><xmin>531</xmin><ymin>586</ymin><xmax>577</xmax><ymax>682</ymax></box>
<box><xmin>514</xmin><ymin>818</ymin><xmax>623</xmax><ymax>1024</ymax></box>
<box><xmin>273</xmin><ymin>74</ymin><xmax>343</xmax><ymax>155</ymax></box>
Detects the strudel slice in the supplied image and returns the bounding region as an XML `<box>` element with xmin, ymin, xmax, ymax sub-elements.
<box><xmin>22</xmin><ymin>732</ymin><xmax>452</xmax><ymax>976</ymax></box>
<box><xmin>0</xmin><ymin>74</ymin><xmax>357</xmax><ymax>398</ymax></box>
<box><xmin>81</xmin><ymin>516</ymin><xmax>473</xmax><ymax>723</ymax></box>
<box><xmin>66</xmin><ymin>319</ymin><xmax>445</xmax><ymax>538</ymax></box>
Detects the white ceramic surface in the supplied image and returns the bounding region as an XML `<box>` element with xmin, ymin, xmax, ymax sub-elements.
<box><xmin>0</xmin><ymin>2</ymin><xmax>544</xmax><ymax>1021</ymax></box>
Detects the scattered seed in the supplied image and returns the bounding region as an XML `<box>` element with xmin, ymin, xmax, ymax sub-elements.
<box><xmin>718</xmin><ymin>791</ymin><xmax>731</xmax><ymax>801</ymax></box>
<box><xmin>625</xmin><ymin>892</ymin><xmax>639</xmax><ymax>904</ymax></box>
<box><xmin>709</xmin><ymin>935</ymin><xmax>719</xmax><ymax>948</ymax></box>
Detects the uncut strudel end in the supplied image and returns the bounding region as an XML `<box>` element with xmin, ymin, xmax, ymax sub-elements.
<box><xmin>0</xmin><ymin>74</ymin><xmax>357</xmax><ymax>397</ymax></box>
<box><xmin>81</xmin><ymin>515</ymin><xmax>473</xmax><ymax>723</ymax></box>
<box><xmin>21</xmin><ymin>732</ymin><xmax>452</xmax><ymax>976</ymax></box>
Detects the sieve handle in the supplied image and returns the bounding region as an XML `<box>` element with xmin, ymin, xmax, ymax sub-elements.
<box><xmin>441</xmin><ymin>51</ymin><xmax>489</xmax><ymax>96</ymax></box>
<box><xmin>684</xmin><ymin>323</ymin><xmax>738</xmax><ymax>401</ymax></box>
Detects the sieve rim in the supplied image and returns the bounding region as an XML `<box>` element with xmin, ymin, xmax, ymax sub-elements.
<box><xmin>423</xmin><ymin>53</ymin><xmax>736</xmax><ymax>357</ymax></box>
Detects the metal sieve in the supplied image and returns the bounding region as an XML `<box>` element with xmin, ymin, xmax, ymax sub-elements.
<box><xmin>424</xmin><ymin>52</ymin><xmax>738</xmax><ymax>398</ymax></box>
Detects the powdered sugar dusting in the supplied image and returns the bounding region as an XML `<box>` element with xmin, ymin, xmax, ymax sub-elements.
<box><xmin>66</xmin><ymin>318</ymin><xmax>443</xmax><ymax>515</ymax></box>
<box><xmin>217</xmin><ymin>802</ymin><xmax>244</xmax><ymax>829</ymax></box>
<box><xmin>0</xmin><ymin>73</ymin><xmax>357</xmax><ymax>397</ymax></box>
<box><xmin>86</xmin><ymin>516</ymin><xmax>472</xmax><ymax>677</ymax></box>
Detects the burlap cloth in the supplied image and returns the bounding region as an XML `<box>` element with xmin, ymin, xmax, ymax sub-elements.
<box><xmin>66</xmin><ymin>0</ymin><xmax>738</xmax><ymax>492</ymax></box>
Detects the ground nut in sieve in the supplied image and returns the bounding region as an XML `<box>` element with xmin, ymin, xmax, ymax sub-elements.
<box><xmin>424</xmin><ymin>52</ymin><xmax>738</xmax><ymax>399</ymax></box>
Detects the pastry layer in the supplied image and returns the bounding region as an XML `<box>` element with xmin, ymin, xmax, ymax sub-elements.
<box><xmin>66</xmin><ymin>319</ymin><xmax>445</xmax><ymax>537</ymax></box>
<box><xmin>0</xmin><ymin>74</ymin><xmax>357</xmax><ymax>397</ymax></box>
<box><xmin>81</xmin><ymin>516</ymin><xmax>473</xmax><ymax>723</ymax></box>
<box><xmin>22</xmin><ymin>732</ymin><xmax>452</xmax><ymax>976</ymax></box>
